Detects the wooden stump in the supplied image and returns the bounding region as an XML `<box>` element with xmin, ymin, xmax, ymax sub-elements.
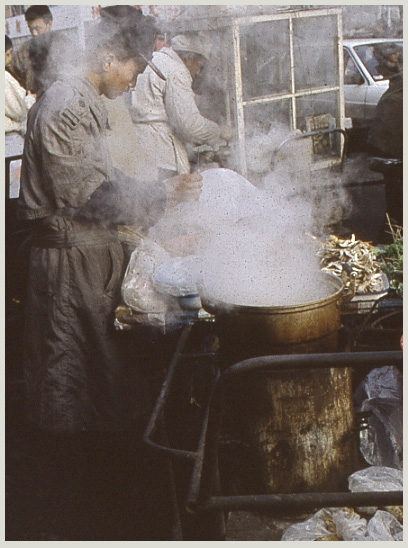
<box><xmin>236</xmin><ymin>367</ymin><xmax>359</xmax><ymax>494</ymax></box>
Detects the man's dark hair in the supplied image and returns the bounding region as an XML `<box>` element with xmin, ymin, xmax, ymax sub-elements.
<box><xmin>28</xmin><ymin>32</ymin><xmax>56</xmax><ymax>95</ymax></box>
<box><xmin>24</xmin><ymin>5</ymin><xmax>53</xmax><ymax>23</ymax></box>
<box><xmin>5</xmin><ymin>34</ymin><xmax>12</xmax><ymax>51</ymax></box>
<box><xmin>99</xmin><ymin>5</ymin><xmax>144</xmax><ymax>24</ymax></box>
<box><xmin>86</xmin><ymin>13</ymin><xmax>160</xmax><ymax>65</ymax></box>
<box><xmin>177</xmin><ymin>51</ymin><xmax>206</xmax><ymax>65</ymax></box>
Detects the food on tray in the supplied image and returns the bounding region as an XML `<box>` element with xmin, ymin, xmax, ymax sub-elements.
<box><xmin>317</xmin><ymin>234</ymin><xmax>386</xmax><ymax>294</ymax></box>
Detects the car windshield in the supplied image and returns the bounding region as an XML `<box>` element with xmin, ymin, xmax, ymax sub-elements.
<box><xmin>354</xmin><ymin>42</ymin><xmax>403</xmax><ymax>80</ymax></box>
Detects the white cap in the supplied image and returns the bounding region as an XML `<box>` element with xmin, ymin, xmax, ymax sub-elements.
<box><xmin>171</xmin><ymin>33</ymin><xmax>210</xmax><ymax>60</ymax></box>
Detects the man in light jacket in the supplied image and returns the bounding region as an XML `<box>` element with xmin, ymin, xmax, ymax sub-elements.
<box><xmin>5</xmin><ymin>35</ymin><xmax>36</xmax><ymax>136</ymax></box>
<box><xmin>132</xmin><ymin>33</ymin><xmax>234</xmax><ymax>180</ymax></box>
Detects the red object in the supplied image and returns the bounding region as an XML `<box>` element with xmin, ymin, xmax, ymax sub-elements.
<box><xmin>155</xmin><ymin>37</ymin><xmax>169</xmax><ymax>51</ymax></box>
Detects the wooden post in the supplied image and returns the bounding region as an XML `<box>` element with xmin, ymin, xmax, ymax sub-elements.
<box><xmin>236</xmin><ymin>367</ymin><xmax>359</xmax><ymax>493</ymax></box>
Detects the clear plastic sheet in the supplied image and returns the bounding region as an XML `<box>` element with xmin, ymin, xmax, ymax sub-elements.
<box><xmin>121</xmin><ymin>238</ymin><xmax>172</xmax><ymax>314</ymax></box>
<box><xmin>348</xmin><ymin>465</ymin><xmax>403</xmax><ymax>517</ymax></box>
<box><xmin>367</xmin><ymin>510</ymin><xmax>403</xmax><ymax>541</ymax></box>
<box><xmin>282</xmin><ymin>465</ymin><xmax>403</xmax><ymax>541</ymax></box>
<box><xmin>281</xmin><ymin>507</ymin><xmax>403</xmax><ymax>541</ymax></box>
<box><xmin>281</xmin><ymin>508</ymin><xmax>367</xmax><ymax>541</ymax></box>
<box><xmin>152</xmin><ymin>255</ymin><xmax>200</xmax><ymax>297</ymax></box>
<box><xmin>348</xmin><ymin>466</ymin><xmax>403</xmax><ymax>493</ymax></box>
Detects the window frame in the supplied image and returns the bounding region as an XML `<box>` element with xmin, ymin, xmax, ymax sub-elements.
<box><xmin>230</xmin><ymin>8</ymin><xmax>345</xmax><ymax>176</ymax></box>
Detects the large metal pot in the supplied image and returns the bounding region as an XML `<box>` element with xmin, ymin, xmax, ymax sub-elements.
<box><xmin>200</xmin><ymin>273</ymin><xmax>345</xmax><ymax>359</ymax></box>
<box><xmin>200</xmin><ymin>274</ymin><xmax>359</xmax><ymax>494</ymax></box>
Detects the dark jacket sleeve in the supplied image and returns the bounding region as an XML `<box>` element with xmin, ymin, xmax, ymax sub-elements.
<box><xmin>75</xmin><ymin>168</ymin><xmax>167</xmax><ymax>229</ymax></box>
<box><xmin>367</xmin><ymin>77</ymin><xmax>403</xmax><ymax>160</ymax></box>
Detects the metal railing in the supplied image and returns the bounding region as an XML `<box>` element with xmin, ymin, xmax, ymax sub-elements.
<box><xmin>144</xmin><ymin>324</ymin><xmax>402</xmax><ymax>538</ymax></box>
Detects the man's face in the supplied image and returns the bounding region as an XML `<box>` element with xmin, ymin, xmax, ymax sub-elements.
<box><xmin>5</xmin><ymin>48</ymin><xmax>12</xmax><ymax>68</ymax></box>
<box><xmin>101</xmin><ymin>56</ymin><xmax>144</xmax><ymax>99</ymax></box>
<box><xmin>183</xmin><ymin>54</ymin><xmax>206</xmax><ymax>80</ymax></box>
<box><xmin>27</xmin><ymin>18</ymin><xmax>52</xmax><ymax>36</ymax></box>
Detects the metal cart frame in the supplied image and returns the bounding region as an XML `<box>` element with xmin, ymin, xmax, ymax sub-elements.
<box><xmin>144</xmin><ymin>323</ymin><xmax>403</xmax><ymax>540</ymax></box>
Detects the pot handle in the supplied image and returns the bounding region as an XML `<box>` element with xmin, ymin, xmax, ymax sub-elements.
<box><xmin>337</xmin><ymin>282</ymin><xmax>356</xmax><ymax>307</ymax></box>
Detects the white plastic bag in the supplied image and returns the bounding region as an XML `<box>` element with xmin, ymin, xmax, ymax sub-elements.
<box><xmin>281</xmin><ymin>507</ymin><xmax>403</xmax><ymax>541</ymax></box>
<box><xmin>280</xmin><ymin>508</ymin><xmax>367</xmax><ymax>541</ymax></box>
<box><xmin>332</xmin><ymin>509</ymin><xmax>369</xmax><ymax>541</ymax></box>
<box><xmin>348</xmin><ymin>466</ymin><xmax>403</xmax><ymax>493</ymax></box>
<box><xmin>366</xmin><ymin>510</ymin><xmax>403</xmax><ymax>541</ymax></box>
<box><xmin>152</xmin><ymin>255</ymin><xmax>200</xmax><ymax>297</ymax></box>
<box><xmin>121</xmin><ymin>238</ymin><xmax>172</xmax><ymax>313</ymax></box>
<box><xmin>348</xmin><ymin>466</ymin><xmax>403</xmax><ymax>517</ymax></box>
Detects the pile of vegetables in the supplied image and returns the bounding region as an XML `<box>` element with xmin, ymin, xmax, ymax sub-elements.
<box><xmin>318</xmin><ymin>219</ymin><xmax>403</xmax><ymax>299</ymax></box>
<box><xmin>374</xmin><ymin>224</ymin><xmax>403</xmax><ymax>298</ymax></box>
<box><xmin>317</xmin><ymin>234</ymin><xmax>386</xmax><ymax>294</ymax></box>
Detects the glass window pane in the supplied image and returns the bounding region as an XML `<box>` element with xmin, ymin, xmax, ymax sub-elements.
<box><xmin>293</xmin><ymin>15</ymin><xmax>339</xmax><ymax>91</ymax></box>
<box><xmin>344</xmin><ymin>49</ymin><xmax>365</xmax><ymax>85</ymax></box>
<box><xmin>354</xmin><ymin>42</ymin><xmax>403</xmax><ymax>80</ymax></box>
<box><xmin>296</xmin><ymin>92</ymin><xmax>342</xmax><ymax>160</ymax></box>
<box><xmin>296</xmin><ymin>91</ymin><xmax>339</xmax><ymax>130</ymax></box>
<box><xmin>244</xmin><ymin>100</ymin><xmax>292</xmax><ymax>137</ymax></box>
<box><xmin>239</xmin><ymin>19</ymin><xmax>291</xmax><ymax>100</ymax></box>
<box><xmin>243</xmin><ymin>100</ymin><xmax>292</xmax><ymax>178</ymax></box>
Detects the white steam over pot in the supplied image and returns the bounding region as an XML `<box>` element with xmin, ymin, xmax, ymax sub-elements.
<box><xmin>148</xmin><ymin>168</ymin><xmax>335</xmax><ymax>308</ymax></box>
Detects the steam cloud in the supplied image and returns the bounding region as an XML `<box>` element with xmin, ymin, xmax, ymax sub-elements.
<box><xmin>149</xmin><ymin>163</ymin><xmax>346</xmax><ymax>307</ymax></box>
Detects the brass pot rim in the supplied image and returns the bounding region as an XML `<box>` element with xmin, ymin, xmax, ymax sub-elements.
<box><xmin>200</xmin><ymin>273</ymin><xmax>344</xmax><ymax>316</ymax></box>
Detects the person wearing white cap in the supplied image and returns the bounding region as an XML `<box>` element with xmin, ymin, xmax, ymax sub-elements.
<box><xmin>131</xmin><ymin>32</ymin><xmax>234</xmax><ymax>180</ymax></box>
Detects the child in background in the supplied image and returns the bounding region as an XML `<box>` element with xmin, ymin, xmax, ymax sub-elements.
<box><xmin>5</xmin><ymin>35</ymin><xmax>36</xmax><ymax>136</ymax></box>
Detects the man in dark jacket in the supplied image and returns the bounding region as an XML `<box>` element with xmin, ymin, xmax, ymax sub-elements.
<box><xmin>367</xmin><ymin>71</ymin><xmax>403</xmax><ymax>227</ymax></box>
<box><xmin>367</xmin><ymin>72</ymin><xmax>403</xmax><ymax>160</ymax></box>
<box><xmin>17</xmin><ymin>12</ymin><xmax>201</xmax><ymax>539</ymax></box>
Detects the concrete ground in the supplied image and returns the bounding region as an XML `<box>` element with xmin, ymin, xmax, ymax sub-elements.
<box><xmin>225</xmin><ymin>511</ymin><xmax>304</xmax><ymax>541</ymax></box>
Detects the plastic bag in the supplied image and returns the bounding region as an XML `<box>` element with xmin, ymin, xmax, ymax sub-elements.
<box><xmin>152</xmin><ymin>255</ymin><xmax>200</xmax><ymax>297</ymax></box>
<box><xmin>348</xmin><ymin>466</ymin><xmax>403</xmax><ymax>517</ymax></box>
<box><xmin>280</xmin><ymin>508</ymin><xmax>367</xmax><ymax>541</ymax></box>
<box><xmin>354</xmin><ymin>366</ymin><xmax>403</xmax><ymax>469</ymax></box>
<box><xmin>355</xmin><ymin>366</ymin><xmax>403</xmax><ymax>401</ymax></box>
<box><xmin>331</xmin><ymin>509</ymin><xmax>369</xmax><ymax>541</ymax></box>
<box><xmin>121</xmin><ymin>238</ymin><xmax>172</xmax><ymax>313</ymax></box>
<box><xmin>366</xmin><ymin>510</ymin><xmax>403</xmax><ymax>541</ymax></box>
<box><xmin>348</xmin><ymin>466</ymin><xmax>403</xmax><ymax>493</ymax></box>
<box><xmin>281</xmin><ymin>507</ymin><xmax>403</xmax><ymax>541</ymax></box>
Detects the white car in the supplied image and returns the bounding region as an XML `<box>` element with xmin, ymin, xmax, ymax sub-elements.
<box><xmin>343</xmin><ymin>38</ymin><xmax>402</xmax><ymax>128</ymax></box>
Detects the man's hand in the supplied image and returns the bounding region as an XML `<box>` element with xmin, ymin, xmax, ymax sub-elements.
<box><xmin>219</xmin><ymin>125</ymin><xmax>235</xmax><ymax>143</ymax></box>
<box><xmin>164</xmin><ymin>172</ymin><xmax>203</xmax><ymax>207</ymax></box>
